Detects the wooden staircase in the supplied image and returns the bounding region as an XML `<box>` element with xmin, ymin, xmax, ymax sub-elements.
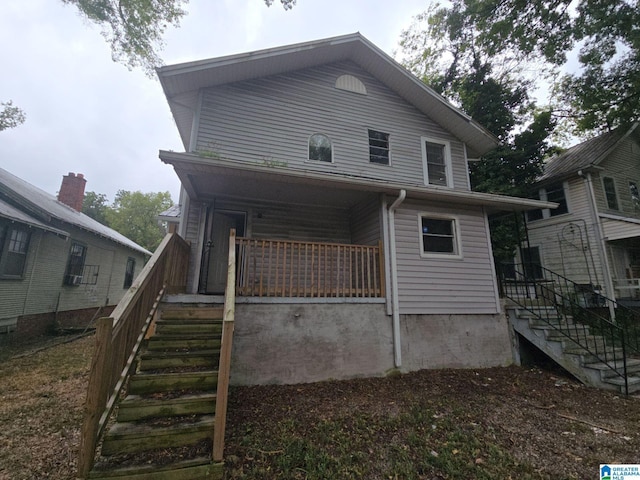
<box><xmin>88</xmin><ymin>305</ymin><xmax>225</xmax><ymax>479</ymax></box>
<box><xmin>508</xmin><ymin>305</ymin><xmax>640</xmax><ymax>394</ymax></box>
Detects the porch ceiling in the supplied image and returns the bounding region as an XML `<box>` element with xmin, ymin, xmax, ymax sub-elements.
<box><xmin>160</xmin><ymin>150</ymin><xmax>557</xmax><ymax>213</ymax></box>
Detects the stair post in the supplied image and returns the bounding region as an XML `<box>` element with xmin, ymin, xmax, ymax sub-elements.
<box><xmin>78</xmin><ymin>317</ymin><xmax>114</xmax><ymax>477</ymax></box>
<box><xmin>213</xmin><ymin>228</ymin><xmax>237</xmax><ymax>462</ymax></box>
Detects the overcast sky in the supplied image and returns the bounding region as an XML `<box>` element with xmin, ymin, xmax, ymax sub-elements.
<box><xmin>0</xmin><ymin>0</ymin><xmax>429</xmax><ymax>204</ymax></box>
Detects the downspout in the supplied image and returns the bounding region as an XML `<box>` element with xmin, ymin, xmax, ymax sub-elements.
<box><xmin>388</xmin><ymin>189</ymin><xmax>406</xmax><ymax>368</ymax></box>
<box><xmin>578</xmin><ymin>170</ymin><xmax>616</xmax><ymax>319</ymax></box>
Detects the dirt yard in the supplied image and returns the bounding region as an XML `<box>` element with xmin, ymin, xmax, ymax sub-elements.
<box><xmin>1</xmin><ymin>335</ymin><xmax>639</xmax><ymax>479</ymax></box>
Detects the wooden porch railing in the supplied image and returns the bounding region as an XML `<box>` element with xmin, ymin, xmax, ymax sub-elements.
<box><xmin>77</xmin><ymin>233</ymin><xmax>190</xmax><ymax>477</ymax></box>
<box><xmin>213</xmin><ymin>228</ymin><xmax>236</xmax><ymax>462</ymax></box>
<box><xmin>236</xmin><ymin>238</ymin><xmax>385</xmax><ymax>298</ymax></box>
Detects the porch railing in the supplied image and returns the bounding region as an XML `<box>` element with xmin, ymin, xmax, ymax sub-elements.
<box><xmin>236</xmin><ymin>237</ymin><xmax>385</xmax><ymax>298</ymax></box>
<box><xmin>77</xmin><ymin>233</ymin><xmax>190</xmax><ymax>477</ymax></box>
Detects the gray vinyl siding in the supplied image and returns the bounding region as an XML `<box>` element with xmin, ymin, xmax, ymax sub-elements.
<box><xmin>592</xmin><ymin>137</ymin><xmax>640</xmax><ymax>219</ymax></box>
<box><xmin>394</xmin><ymin>201</ymin><xmax>499</xmax><ymax>314</ymax></box>
<box><xmin>350</xmin><ymin>195</ymin><xmax>382</xmax><ymax>246</ymax></box>
<box><xmin>196</xmin><ymin>61</ymin><xmax>470</xmax><ymax>190</ymax></box>
<box><xmin>0</xmin><ymin>223</ymin><xmax>147</xmax><ymax>321</ymax></box>
<box><xmin>525</xmin><ymin>177</ymin><xmax>606</xmax><ymax>287</ymax></box>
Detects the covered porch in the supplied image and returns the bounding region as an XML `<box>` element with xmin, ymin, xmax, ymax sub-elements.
<box><xmin>602</xmin><ymin>214</ymin><xmax>640</xmax><ymax>302</ymax></box>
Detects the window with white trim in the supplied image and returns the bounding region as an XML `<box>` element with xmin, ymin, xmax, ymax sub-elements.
<box><xmin>419</xmin><ymin>215</ymin><xmax>461</xmax><ymax>257</ymax></box>
<box><xmin>0</xmin><ymin>225</ymin><xmax>31</xmax><ymax>279</ymax></box>
<box><xmin>422</xmin><ymin>137</ymin><xmax>452</xmax><ymax>187</ymax></box>
<box><xmin>308</xmin><ymin>133</ymin><xmax>332</xmax><ymax>162</ymax></box>
<box><xmin>630</xmin><ymin>181</ymin><xmax>640</xmax><ymax>208</ymax></box>
<box><xmin>526</xmin><ymin>182</ymin><xmax>569</xmax><ymax>221</ymax></box>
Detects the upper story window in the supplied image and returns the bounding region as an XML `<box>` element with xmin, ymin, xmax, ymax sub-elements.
<box><xmin>526</xmin><ymin>182</ymin><xmax>569</xmax><ymax>222</ymax></box>
<box><xmin>308</xmin><ymin>134</ymin><xmax>332</xmax><ymax>162</ymax></box>
<box><xmin>419</xmin><ymin>214</ymin><xmax>462</xmax><ymax>258</ymax></box>
<box><xmin>422</xmin><ymin>137</ymin><xmax>452</xmax><ymax>187</ymax></box>
<box><xmin>368</xmin><ymin>129</ymin><xmax>390</xmax><ymax>165</ymax></box>
<box><xmin>630</xmin><ymin>181</ymin><xmax>640</xmax><ymax>208</ymax></box>
<box><xmin>602</xmin><ymin>177</ymin><xmax>619</xmax><ymax>210</ymax></box>
<box><xmin>123</xmin><ymin>257</ymin><xmax>136</xmax><ymax>288</ymax></box>
<box><xmin>0</xmin><ymin>225</ymin><xmax>31</xmax><ymax>279</ymax></box>
<box><xmin>64</xmin><ymin>242</ymin><xmax>87</xmax><ymax>286</ymax></box>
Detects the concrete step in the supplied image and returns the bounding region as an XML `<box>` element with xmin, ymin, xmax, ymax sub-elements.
<box><xmin>583</xmin><ymin>358</ymin><xmax>640</xmax><ymax>378</ymax></box>
<box><xmin>117</xmin><ymin>393</ymin><xmax>217</xmax><ymax>422</ymax></box>
<box><xmin>101</xmin><ymin>415</ymin><xmax>215</xmax><ymax>456</ymax></box>
<box><xmin>128</xmin><ymin>371</ymin><xmax>218</xmax><ymax>395</ymax></box>
<box><xmin>139</xmin><ymin>349</ymin><xmax>220</xmax><ymax>371</ymax></box>
<box><xmin>602</xmin><ymin>375</ymin><xmax>640</xmax><ymax>394</ymax></box>
<box><xmin>89</xmin><ymin>457</ymin><xmax>223</xmax><ymax>479</ymax></box>
<box><xmin>546</xmin><ymin>329</ymin><xmax>594</xmax><ymax>342</ymax></box>
<box><xmin>563</xmin><ymin>346</ymin><xmax>626</xmax><ymax>364</ymax></box>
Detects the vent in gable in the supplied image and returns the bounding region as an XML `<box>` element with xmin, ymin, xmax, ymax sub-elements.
<box><xmin>335</xmin><ymin>75</ymin><xmax>367</xmax><ymax>95</ymax></box>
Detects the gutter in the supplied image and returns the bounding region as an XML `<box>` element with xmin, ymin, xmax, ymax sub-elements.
<box><xmin>578</xmin><ymin>170</ymin><xmax>616</xmax><ymax>319</ymax></box>
<box><xmin>388</xmin><ymin>189</ymin><xmax>406</xmax><ymax>368</ymax></box>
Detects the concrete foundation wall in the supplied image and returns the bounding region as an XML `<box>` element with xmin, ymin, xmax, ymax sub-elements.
<box><xmin>230</xmin><ymin>303</ymin><xmax>514</xmax><ymax>385</ymax></box>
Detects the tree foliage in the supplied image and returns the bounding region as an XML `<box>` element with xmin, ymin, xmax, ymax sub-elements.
<box><xmin>83</xmin><ymin>190</ymin><xmax>173</xmax><ymax>251</ymax></box>
<box><xmin>402</xmin><ymin>0</ymin><xmax>639</xmax><ymax>134</ymax></box>
<box><xmin>62</xmin><ymin>0</ymin><xmax>297</xmax><ymax>75</ymax></box>
<box><xmin>0</xmin><ymin>101</ymin><xmax>26</xmax><ymax>131</ymax></box>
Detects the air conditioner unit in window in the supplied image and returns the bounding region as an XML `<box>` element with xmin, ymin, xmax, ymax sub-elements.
<box><xmin>65</xmin><ymin>274</ymin><xmax>83</xmax><ymax>286</ymax></box>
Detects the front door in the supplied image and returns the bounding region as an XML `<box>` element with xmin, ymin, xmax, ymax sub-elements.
<box><xmin>204</xmin><ymin>211</ymin><xmax>246</xmax><ymax>294</ymax></box>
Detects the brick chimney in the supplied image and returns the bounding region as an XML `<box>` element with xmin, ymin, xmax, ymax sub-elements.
<box><xmin>57</xmin><ymin>172</ymin><xmax>86</xmax><ymax>211</ymax></box>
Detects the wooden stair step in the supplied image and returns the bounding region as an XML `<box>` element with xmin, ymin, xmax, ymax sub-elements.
<box><xmin>139</xmin><ymin>350</ymin><xmax>220</xmax><ymax>370</ymax></box>
<box><xmin>89</xmin><ymin>457</ymin><xmax>223</xmax><ymax>479</ymax></box>
<box><xmin>146</xmin><ymin>337</ymin><xmax>221</xmax><ymax>351</ymax></box>
<box><xmin>101</xmin><ymin>415</ymin><xmax>215</xmax><ymax>456</ymax></box>
<box><xmin>117</xmin><ymin>393</ymin><xmax>217</xmax><ymax>422</ymax></box>
<box><xmin>128</xmin><ymin>371</ymin><xmax>218</xmax><ymax>395</ymax></box>
<box><xmin>160</xmin><ymin>307</ymin><xmax>223</xmax><ymax>320</ymax></box>
<box><xmin>155</xmin><ymin>323</ymin><xmax>223</xmax><ymax>335</ymax></box>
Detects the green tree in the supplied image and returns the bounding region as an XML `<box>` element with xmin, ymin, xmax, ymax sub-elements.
<box><xmin>106</xmin><ymin>190</ymin><xmax>174</xmax><ymax>251</ymax></box>
<box><xmin>0</xmin><ymin>101</ymin><xmax>26</xmax><ymax>131</ymax></box>
<box><xmin>82</xmin><ymin>191</ymin><xmax>111</xmax><ymax>225</ymax></box>
<box><xmin>402</xmin><ymin>0</ymin><xmax>639</xmax><ymax>134</ymax></box>
<box><xmin>62</xmin><ymin>0</ymin><xmax>297</xmax><ymax>75</ymax></box>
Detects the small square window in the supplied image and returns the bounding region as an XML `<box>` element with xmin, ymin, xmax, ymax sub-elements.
<box><xmin>420</xmin><ymin>215</ymin><xmax>461</xmax><ymax>257</ymax></box>
<box><xmin>368</xmin><ymin>129</ymin><xmax>390</xmax><ymax>165</ymax></box>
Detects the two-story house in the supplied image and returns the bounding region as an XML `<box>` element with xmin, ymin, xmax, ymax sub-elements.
<box><xmin>0</xmin><ymin>168</ymin><xmax>151</xmax><ymax>342</ymax></box>
<box><xmin>522</xmin><ymin>123</ymin><xmax>640</xmax><ymax>304</ymax></box>
<box><xmin>157</xmin><ymin>33</ymin><xmax>552</xmax><ymax>385</ymax></box>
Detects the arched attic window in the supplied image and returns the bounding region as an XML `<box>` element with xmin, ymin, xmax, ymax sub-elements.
<box><xmin>335</xmin><ymin>75</ymin><xmax>367</xmax><ymax>95</ymax></box>
<box><xmin>308</xmin><ymin>134</ymin><xmax>332</xmax><ymax>162</ymax></box>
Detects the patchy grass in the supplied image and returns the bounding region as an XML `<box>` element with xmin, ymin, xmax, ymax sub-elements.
<box><xmin>2</xmin><ymin>335</ymin><xmax>640</xmax><ymax>480</ymax></box>
<box><xmin>0</xmin><ymin>335</ymin><xmax>93</xmax><ymax>479</ymax></box>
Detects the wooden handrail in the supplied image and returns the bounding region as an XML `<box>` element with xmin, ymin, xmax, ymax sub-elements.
<box><xmin>77</xmin><ymin>233</ymin><xmax>190</xmax><ymax>477</ymax></box>
<box><xmin>236</xmin><ymin>237</ymin><xmax>384</xmax><ymax>298</ymax></box>
<box><xmin>213</xmin><ymin>228</ymin><xmax>236</xmax><ymax>462</ymax></box>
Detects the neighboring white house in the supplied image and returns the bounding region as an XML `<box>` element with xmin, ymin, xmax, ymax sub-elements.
<box><xmin>522</xmin><ymin>123</ymin><xmax>640</xmax><ymax>304</ymax></box>
<box><xmin>0</xmin><ymin>168</ymin><xmax>151</xmax><ymax>342</ymax></box>
<box><xmin>156</xmin><ymin>33</ymin><xmax>552</xmax><ymax>384</ymax></box>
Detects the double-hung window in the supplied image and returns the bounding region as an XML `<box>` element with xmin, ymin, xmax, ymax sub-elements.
<box><xmin>419</xmin><ymin>215</ymin><xmax>462</xmax><ymax>258</ymax></box>
<box><xmin>602</xmin><ymin>177</ymin><xmax>619</xmax><ymax>210</ymax></box>
<box><xmin>0</xmin><ymin>225</ymin><xmax>31</xmax><ymax>279</ymax></box>
<box><xmin>368</xmin><ymin>129</ymin><xmax>390</xmax><ymax>165</ymax></box>
<box><xmin>64</xmin><ymin>242</ymin><xmax>87</xmax><ymax>286</ymax></box>
<box><xmin>526</xmin><ymin>182</ymin><xmax>569</xmax><ymax>221</ymax></box>
<box><xmin>422</xmin><ymin>137</ymin><xmax>452</xmax><ymax>187</ymax></box>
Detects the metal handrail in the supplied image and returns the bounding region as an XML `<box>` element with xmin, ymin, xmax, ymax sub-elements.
<box><xmin>499</xmin><ymin>263</ymin><xmax>634</xmax><ymax>394</ymax></box>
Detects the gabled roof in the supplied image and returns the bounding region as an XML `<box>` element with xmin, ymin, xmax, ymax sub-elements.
<box><xmin>539</xmin><ymin>123</ymin><xmax>639</xmax><ymax>183</ymax></box>
<box><xmin>0</xmin><ymin>168</ymin><xmax>151</xmax><ymax>255</ymax></box>
<box><xmin>157</xmin><ymin>33</ymin><xmax>498</xmax><ymax>158</ymax></box>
